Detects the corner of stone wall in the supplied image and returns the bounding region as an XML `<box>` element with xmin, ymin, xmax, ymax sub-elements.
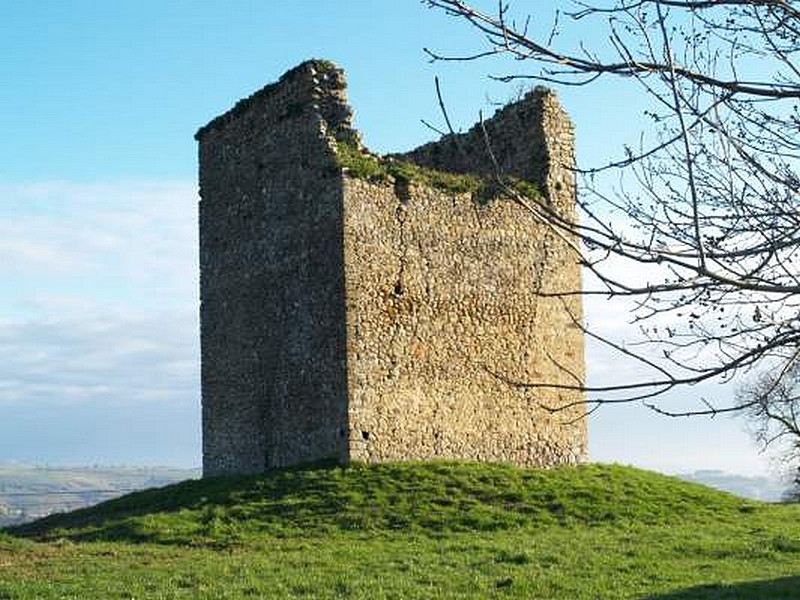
<box><xmin>197</xmin><ymin>59</ymin><xmax>358</xmax><ymax>475</ymax></box>
<box><xmin>534</xmin><ymin>88</ymin><xmax>576</xmax><ymax>214</ymax></box>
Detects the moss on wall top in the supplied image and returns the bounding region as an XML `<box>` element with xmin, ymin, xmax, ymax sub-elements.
<box><xmin>334</xmin><ymin>139</ymin><xmax>541</xmax><ymax>204</ymax></box>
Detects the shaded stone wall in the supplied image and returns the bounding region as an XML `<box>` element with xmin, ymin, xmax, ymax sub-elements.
<box><xmin>196</xmin><ymin>60</ymin><xmax>586</xmax><ymax>476</ymax></box>
<box><xmin>197</xmin><ymin>62</ymin><xmax>351</xmax><ymax>475</ymax></box>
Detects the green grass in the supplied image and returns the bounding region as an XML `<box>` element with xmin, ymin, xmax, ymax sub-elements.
<box><xmin>1</xmin><ymin>462</ymin><xmax>799</xmax><ymax>599</ymax></box>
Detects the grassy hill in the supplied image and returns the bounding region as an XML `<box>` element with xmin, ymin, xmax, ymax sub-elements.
<box><xmin>1</xmin><ymin>461</ymin><xmax>799</xmax><ymax>599</ymax></box>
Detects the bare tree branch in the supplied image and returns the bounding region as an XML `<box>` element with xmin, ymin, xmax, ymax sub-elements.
<box><xmin>425</xmin><ymin>0</ymin><xmax>800</xmax><ymax>454</ymax></box>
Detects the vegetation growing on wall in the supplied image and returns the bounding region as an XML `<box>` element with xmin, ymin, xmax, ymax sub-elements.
<box><xmin>334</xmin><ymin>138</ymin><xmax>539</xmax><ymax>203</ymax></box>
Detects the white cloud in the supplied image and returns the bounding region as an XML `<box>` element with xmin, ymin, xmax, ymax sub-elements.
<box><xmin>0</xmin><ymin>181</ymin><xmax>199</xmax><ymax>409</ymax></box>
<box><xmin>0</xmin><ymin>181</ymin><xmax>198</xmax><ymax>314</ymax></box>
<box><xmin>0</xmin><ymin>308</ymin><xmax>198</xmax><ymax>408</ymax></box>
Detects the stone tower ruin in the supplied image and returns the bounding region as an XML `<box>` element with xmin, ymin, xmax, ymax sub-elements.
<box><xmin>196</xmin><ymin>60</ymin><xmax>586</xmax><ymax>476</ymax></box>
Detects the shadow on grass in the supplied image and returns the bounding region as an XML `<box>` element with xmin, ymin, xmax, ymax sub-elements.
<box><xmin>644</xmin><ymin>576</ymin><xmax>800</xmax><ymax>599</ymax></box>
<box><xmin>5</xmin><ymin>459</ymin><xmax>347</xmax><ymax>545</ymax></box>
<box><xmin>5</xmin><ymin>460</ymin><xmax>536</xmax><ymax>545</ymax></box>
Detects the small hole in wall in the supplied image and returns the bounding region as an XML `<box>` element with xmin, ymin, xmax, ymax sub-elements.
<box><xmin>393</xmin><ymin>282</ymin><xmax>404</xmax><ymax>296</ymax></box>
<box><xmin>361</xmin><ymin>430</ymin><xmax>370</xmax><ymax>441</ymax></box>
<box><xmin>339</xmin><ymin>428</ymin><xmax>346</xmax><ymax>438</ymax></box>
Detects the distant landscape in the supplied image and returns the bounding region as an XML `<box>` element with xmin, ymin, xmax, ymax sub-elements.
<box><xmin>0</xmin><ymin>462</ymin><xmax>789</xmax><ymax>529</ymax></box>
<box><xmin>0</xmin><ymin>464</ymin><xmax>199</xmax><ymax>527</ymax></box>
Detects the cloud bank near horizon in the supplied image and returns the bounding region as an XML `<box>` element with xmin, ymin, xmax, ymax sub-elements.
<box><xmin>0</xmin><ymin>181</ymin><xmax>200</xmax><ymax>465</ymax></box>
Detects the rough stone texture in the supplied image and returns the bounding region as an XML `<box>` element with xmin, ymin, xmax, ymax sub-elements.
<box><xmin>394</xmin><ymin>87</ymin><xmax>575</xmax><ymax>211</ymax></box>
<box><xmin>196</xmin><ymin>60</ymin><xmax>586</xmax><ymax>476</ymax></box>
<box><xmin>197</xmin><ymin>62</ymin><xmax>351</xmax><ymax>475</ymax></box>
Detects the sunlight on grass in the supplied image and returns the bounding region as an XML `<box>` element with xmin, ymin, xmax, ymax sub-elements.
<box><xmin>1</xmin><ymin>462</ymin><xmax>799</xmax><ymax>599</ymax></box>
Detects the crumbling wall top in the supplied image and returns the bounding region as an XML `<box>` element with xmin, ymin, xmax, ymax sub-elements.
<box><xmin>194</xmin><ymin>59</ymin><xmax>351</xmax><ymax>142</ymax></box>
<box><xmin>195</xmin><ymin>59</ymin><xmax>574</xmax><ymax>205</ymax></box>
<box><xmin>394</xmin><ymin>87</ymin><xmax>573</xmax><ymax>194</ymax></box>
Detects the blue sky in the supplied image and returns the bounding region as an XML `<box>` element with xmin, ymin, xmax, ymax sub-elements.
<box><xmin>0</xmin><ymin>1</ymin><xmax>774</xmax><ymax>475</ymax></box>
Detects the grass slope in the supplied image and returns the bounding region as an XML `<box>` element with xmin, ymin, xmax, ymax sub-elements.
<box><xmin>1</xmin><ymin>462</ymin><xmax>800</xmax><ymax>599</ymax></box>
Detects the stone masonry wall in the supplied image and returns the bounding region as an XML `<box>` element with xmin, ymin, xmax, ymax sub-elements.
<box><xmin>196</xmin><ymin>60</ymin><xmax>586</xmax><ymax>476</ymax></box>
<box><xmin>197</xmin><ymin>62</ymin><xmax>353</xmax><ymax>475</ymax></box>
<box><xmin>396</xmin><ymin>87</ymin><xmax>575</xmax><ymax>211</ymax></box>
<box><xmin>343</xmin><ymin>85</ymin><xmax>585</xmax><ymax>465</ymax></box>
<box><xmin>342</xmin><ymin>173</ymin><xmax>585</xmax><ymax>466</ymax></box>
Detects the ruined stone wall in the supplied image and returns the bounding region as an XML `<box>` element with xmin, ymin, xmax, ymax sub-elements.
<box><xmin>197</xmin><ymin>60</ymin><xmax>586</xmax><ymax>476</ymax></box>
<box><xmin>197</xmin><ymin>62</ymin><xmax>352</xmax><ymax>475</ymax></box>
